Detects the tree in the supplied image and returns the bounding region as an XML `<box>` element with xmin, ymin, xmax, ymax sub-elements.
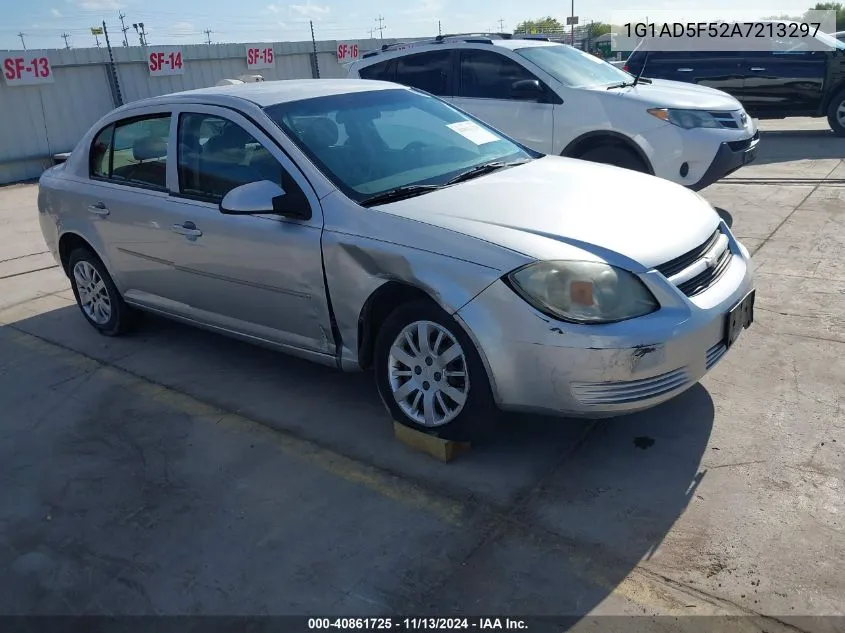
<box><xmin>586</xmin><ymin>22</ymin><xmax>611</xmax><ymax>38</ymax></box>
<box><xmin>806</xmin><ymin>2</ymin><xmax>845</xmax><ymax>30</ymax></box>
<box><xmin>514</xmin><ymin>16</ymin><xmax>563</xmax><ymax>34</ymax></box>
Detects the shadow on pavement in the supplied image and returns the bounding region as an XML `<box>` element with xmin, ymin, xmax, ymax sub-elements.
<box><xmin>0</xmin><ymin>305</ymin><xmax>715</xmax><ymax>618</ymax></box>
<box><xmin>752</xmin><ymin>128</ymin><xmax>845</xmax><ymax>167</ymax></box>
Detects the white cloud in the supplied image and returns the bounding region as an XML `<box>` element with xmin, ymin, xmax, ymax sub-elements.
<box><xmin>75</xmin><ymin>0</ymin><xmax>124</xmax><ymax>9</ymax></box>
<box><xmin>267</xmin><ymin>3</ymin><xmax>282</xmax><ymax>13</ymax></box>
<box><xmin>290</xmin><ymin>1</ymin><xmax>330</xmax><ymax>18</ymax></box>
<box><xmin>171</xmin><ymin>21</ymin><xmax>194</xmax><ymax>35</ymax></box>
<box><xmin>402</xmin><ymin>0</ymin><xmax>442</xmax><ymax>17</ymax></box>
<box><xmin>50</xmin><ymin>8</ymin><xmax>63</xmax><ymax>17</ymax></box>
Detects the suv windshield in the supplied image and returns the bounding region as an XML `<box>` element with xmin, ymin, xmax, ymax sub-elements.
<box><xmin>515</xmin><ymin>44</ymin><xmax>633</xmax><ymax>88</ymax></box>
<box><xmin>264</xmin><ymin>89</ymin><xmax>532</xmax><ymax>203</ymax></box>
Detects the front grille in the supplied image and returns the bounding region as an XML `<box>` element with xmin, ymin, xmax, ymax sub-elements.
<box><xmin>706</xmin><ymin>342</ymin><xmax>727</xmax><ymax>369</ymax></box>
<box><xmin>655</xmin><ymin>230</ymin><xmax>721</xmax><ymax>278</ymax></box>
<box><xmin>727</xmin><ymin>131</ymin><xmax>760</xmax><ymax>152</ymax></box>
<box><xmin>677</xmin><ymin>247</ymin><xmax>732</xmax><ymax>297</ymax></box>
<box><xmin>708</xmin><ymin>111</ymin><xmax>739</xmax><ymax>129</ymax></box>
<box><xmin>571</xmin><ymin>367</ymin><xmax>690</xmax><ymax>405</ymax></box>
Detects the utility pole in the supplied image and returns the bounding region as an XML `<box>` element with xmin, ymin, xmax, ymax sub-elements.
<box><xmin>367</xmin><ymin>27</ymin><xmax>375</xmax><ymax>38</ymax></box>
<box><xmin>119</xmin><ymin>12</ymin><xmax>129</xmax><ymax>46</ymax></box>
<box><xmin>203</xmin><ymin>29</ymin><xmax>212</xmax><ymax>45</ymax></box>
<box><xmin>61</xmin><ymin>32</ymin><xmax>71</xmax><ymax>49</ymax></box>
<box><xmin>310</xmin><ymin>20</ymin><xmax>320</xmax><ymax>78</ymax></box>
<box><xmin>375</xmin><ymin>15</ymin><xmax>385</xmax><ymax>39</ymax></box>
<box><xmin>570</xmin><ymin>0</ymin><xmax>575</xmax><ymax>46</ymax></box>
<box><xmin>94</xmin><ymin>33</ymin><xmax>101</xmax><ymax>47</ymax></box>
<box><xmin>438</xmin><ymin>20</ymin><xmax>442</xmax><ymax>36</ymax></box>
<box><xmin>18</xmin><ymin>32</ymin><xmax>26</xmax><ymax>50</ymax></box>
<box><xmin>497</xmin><ymin>18</ymin><xmax>505</xmax><ymax>32</ymax></box>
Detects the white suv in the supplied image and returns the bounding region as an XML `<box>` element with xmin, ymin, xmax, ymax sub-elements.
<box><xmin>348</xmin><ymin>34</ymin><xmax>760</xmax><ymax>190</ymax></box>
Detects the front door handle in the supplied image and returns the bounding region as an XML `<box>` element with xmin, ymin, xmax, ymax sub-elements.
<box><xmin>677</xmin><ymin>68</ymin><xmax>694</xmax><ymax>72</ymax></box>
<box><xmin>750</xmin><ymin>67</ymin><xmax>766</xmax><ymax>71</ymax></box>
<box><xmin>171</xmin><ymin>221</ymin><xmax>203</xmax><ymax>237</ymax></box>
<box><xmin>87</xmin><ymin>202</ymin><xmax>109</xmax><ymax>216</ymax></box>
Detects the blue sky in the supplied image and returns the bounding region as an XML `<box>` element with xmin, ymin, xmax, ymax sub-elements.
<box><xmin>0</xmin><ymin>0</ymin><xmax>814</xmax><ymax>50</ymax></box>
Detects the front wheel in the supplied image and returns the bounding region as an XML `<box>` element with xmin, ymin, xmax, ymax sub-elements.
<box><xmin>827</xmin><ymin>89</ymin><xmax>845</xmax><ymax>137</ymax></box>
<box><xmin>576</xmin><ymin>145</ymin><xmax>648</xmax><ymax>173</ymax></box>
<box><xmin>373</xmin><ymin>300</ymin><xmax>497</xmax><ymax>442</ymax></box>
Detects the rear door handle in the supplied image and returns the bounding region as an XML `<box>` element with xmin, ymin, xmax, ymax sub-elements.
<box><xmin>171</xmin><ymin>221</ymin><xmax>203</xmax><ymax>237</ymax></box>
<box><xmin>677</xmin><ymin>68</ymin><xmax>694</xmax><ymax>72</ymax></box>
<box><xmin>750</xmin><ymin>67</ymin><xmax>766</xmax><ymax>71</ymax></box>
<box><xmin>87</xmin><ymin>202</ymin><xmax>109</xmax><ymax>216</ymax></box>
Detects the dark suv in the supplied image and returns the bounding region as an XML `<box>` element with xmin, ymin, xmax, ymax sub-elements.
<box><xmin>625</xmin><ymin>30</ymin><xmax>845</xmax><ymax>135</ymax></box>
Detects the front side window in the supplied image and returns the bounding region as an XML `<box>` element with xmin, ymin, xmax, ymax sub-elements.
<box><xmin>515</xmin><ymin>44</ymin><xmax>634</xmax><ymax>88</ymax></box>
<box><xmin>111</xmin><ymin>115</ymin><xmax>171</xmax><ymax>189</ymax></box>
<box><xmin>177</xmin><ymin>112</ymin><xmax>307</xmax><ymax>205</ymax></box>
<box><xmin>458</xmin><ymin>50</ymin><xmax>540</xmax><ymax>99</ymax></box>
<box><xmin>264</xmin><ymin>88</ymin><xmax>532</xmax><ymax>202</ymax></box>
<box><xmin>394</xmin><ymin>50</ymin><xmax>452</xmax><ymax>96</ymax></box>
<box><xmin>89</xmin><ymin>124</ymin><xmax>113</xmax><ymax>179</ymax></box>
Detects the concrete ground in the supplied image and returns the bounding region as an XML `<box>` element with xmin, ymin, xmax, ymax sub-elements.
<box><xmin>0</xmin><ymin>117</ymin><xmax>843</xmax><ymax>630</ymax></box>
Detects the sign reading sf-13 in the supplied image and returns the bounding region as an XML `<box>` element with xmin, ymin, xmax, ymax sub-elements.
<box><xmin>3</xmin><ymin>55</ymin><xmax>53</xmax><ymax>85</ymax></box>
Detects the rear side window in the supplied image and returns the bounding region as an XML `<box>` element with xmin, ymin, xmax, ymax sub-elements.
<box><xmin>458</xmin><ymin>50</ymin><xmax>539</xmax><ymax>100</ymax></box>
<box><xmin>89</xmin><ymin>125</ymin><xmax>113</xmax><ymax>179</ymax></box>
<box><xmin>89</xmin><ymin>114</ymin><xmax>171</xmax><ymax>190</ymax></box>
<box><xmin>394</xmin><ymin>50</ymin><xmax>452</xmax><ymax>96</ymax></box>
<box><xmin>359</xmin><ymin>59</ymin><xmax>395</xmax><ymax>81</ymax></box>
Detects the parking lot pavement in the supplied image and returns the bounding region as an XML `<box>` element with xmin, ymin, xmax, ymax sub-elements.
<box><xmin>0</xmin><ymin>118</ymin><xmax>843</xmax><ymax>627</ymax></box>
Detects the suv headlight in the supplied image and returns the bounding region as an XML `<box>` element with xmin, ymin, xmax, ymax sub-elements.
<box><xmin>647</xmin><ymin>108</ymin><xmax>721</xmax><ymax>129</ymax></box>
<box><xmin>507</xmin><ymin>261</ymin><xmax>659</xmax><ymax>324</ymax></box>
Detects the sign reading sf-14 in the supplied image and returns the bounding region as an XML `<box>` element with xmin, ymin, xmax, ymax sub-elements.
<box><xmin>148</xmin><ymin>48</ymin><xmax>184</xmax><ymax>76</ymax></box>
<box><xmin>247</xmin><ymin>45</ymin><xmax>274</xmax><ymax>69</ymax></box>
<box><xmin>3</xmin><ymin>55</ymin><xmax>53</xmax><ymax>86</ymax></box>
<box><xmin>336</xmin><ymin>42</ymin><xmax>360</xmax><ymax>61</ymax></box>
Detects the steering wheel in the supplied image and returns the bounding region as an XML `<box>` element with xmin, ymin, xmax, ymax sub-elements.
<box><xmin>403</xmin><ymin>141</ymin><xmax>430</xmax><ymax>152</ymax></box>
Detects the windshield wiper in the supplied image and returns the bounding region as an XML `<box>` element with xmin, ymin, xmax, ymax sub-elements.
<box><xmin>444</xmin><ymin>159</ymin><xmax>531</xmax><ymax>186</ymax></box>
<box><xmin>607</xmin><ymin>78</ymin><xmax>651</xmax><ymax>90</ymax></box>
<box><xmin>360</xmin><ymin>184</ymin><xmax>441</xmax><ymax>207</ymax></box>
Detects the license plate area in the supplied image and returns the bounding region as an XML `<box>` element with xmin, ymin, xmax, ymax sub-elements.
<box><xmin>724</xmin><ymin>289</ymin><xmax>755</xmax><ymax>348</ymax></box>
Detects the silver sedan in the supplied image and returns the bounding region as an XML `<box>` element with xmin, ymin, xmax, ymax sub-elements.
<box><xmin>37</xmin><ymin>79</ymin><xmax>755</xmax><ymax>440</ymax></box>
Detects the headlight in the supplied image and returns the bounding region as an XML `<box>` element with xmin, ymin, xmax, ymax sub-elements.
<box><xmin>507</xmin><ymin>260</ymin><xmax>659</xmax><ymax>324</ymax></box>
<box><xmin>647</xmin><ymin>108</ymin><xmax>722</xmax><ymax>129</ymax></box>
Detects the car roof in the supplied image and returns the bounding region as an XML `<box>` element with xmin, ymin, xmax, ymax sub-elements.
<box><xmin>117</xmin><ymin>78</ymin><xmax>404</xmax><ymax>110</ymax></box>
<box><xmin>353</xmin><ymin>38</ymin><xmax>562</xmax><ymax>68</ymax></box>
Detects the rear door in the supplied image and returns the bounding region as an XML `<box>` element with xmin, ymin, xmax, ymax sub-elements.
<box><xmin>645</xmin><ymin>50</ymin><xmax>745</xmax><ymax>95</ymax></box>
<box><xmin>451</xmin><ymin>48</ymin><xmax>557</xmax><ymax>154</ymax></box>
<box><xmin>736</xmin><ymin>37</ymin><xmax>826</xmax><ymax>114</ymax></box>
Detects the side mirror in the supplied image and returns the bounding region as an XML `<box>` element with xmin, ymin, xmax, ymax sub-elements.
<box><xmin>219</xmin><ymin>180</ymin><xmax>311</xmax><ymax>220</ymax></box>
<box><xmin>510</xmin><ymin>79</ymin><xmax>545</xmax><ymax>101</ymax></box>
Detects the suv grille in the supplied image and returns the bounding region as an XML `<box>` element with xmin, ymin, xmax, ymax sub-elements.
<box><xmin>656</xmin><ymin>229</ymin><xmax>734</xmax><ymax>297</ymax></box>
<box><xmin>708</xmin><ymin>111</ymin><xmax>739</xmax><ymax>129</ymax></box>
<box><xmin>728</xmin><ymin>131</ymin><xmax>759</xmax><ymax>152</ymax></box>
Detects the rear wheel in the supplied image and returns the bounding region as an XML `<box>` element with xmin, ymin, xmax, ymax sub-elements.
<box><xmin>827</xmin><ymin>89</ymin><xmax>845</xmax><ymax>137</ymax></box>
<box><xmin>576</xmin><ymin>144</ymin><xmax>648</xmax><ymax>173</ymax></box>
<box><xmin>68</xmin><ymin>248</ymin><xmax>138</xmax><ymax>336</ymax></box>
<box><xmin>373</xmin><ymin>300</ymin><xmax>497</xmax><ymax>442</ymax></box>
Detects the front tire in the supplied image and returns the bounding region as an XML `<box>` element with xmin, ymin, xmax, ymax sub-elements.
<box><xmin>373</xmin><ymin>300</ymin><xmax>497</xmax><ymax>442</ymax></box>
<box><xmin>827</xmin><ymin>89</ymin><xmax>845</xmax><ymax>137</ymax></box>
<box><xmin>68</xmin><ymin>248</ymin><xmax>138</xmax><ymax>336</ymax></box>
<box><xmin>576</xmin><ymin>144</ymin><xmax>648</xmax><ymax>172</ymax></box>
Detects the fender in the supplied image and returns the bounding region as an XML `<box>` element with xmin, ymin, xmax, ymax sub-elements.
<box><xmin>561</xmin><ymin>130</ymin><xmax>655</xmax><ymax>175</ymax></box>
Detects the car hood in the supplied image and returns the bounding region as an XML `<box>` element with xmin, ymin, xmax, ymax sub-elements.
<box><xmin>373</xmin><ymin>156</ymin><xmax>721</xmax><ymax>270</ymax></box>
<box><xmin>600</xmin><ymin>77</ymin><xmax>743</xmax><ymax>110</ymax></box>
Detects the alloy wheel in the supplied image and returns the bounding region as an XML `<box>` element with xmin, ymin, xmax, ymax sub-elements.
<box><xmin>73</xmin><ymin>260</ymin><xmax>112</xmax><ymax>325</ymax></box>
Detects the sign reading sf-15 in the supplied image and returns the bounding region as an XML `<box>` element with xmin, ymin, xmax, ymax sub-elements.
<box><xmin>247</xmin><ymin>45</ymin><xmax>275</xmax><ymax>69</ymax></box>
<box><xmin>148</xmin><ymin>48</ymin><xmax>185</xmax><ymax>76</ymax></box>
<box><xmin>3</xmin><ymin>55</ymin><xmax>54</xmax><ymax>86</ymax></box>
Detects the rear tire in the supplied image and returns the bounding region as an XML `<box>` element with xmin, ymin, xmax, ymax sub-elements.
<box><xmin>373</xmin><ymin>299</ymin><xmax>498</xmax><ymax>443</ymax></box>
<box><xmin>826</xmin><ymin>89</ymin><xmax>845</xmax><ymax>137</ymax></box>
<box><xmin>577</xmin><ymin>145</ymin><xmax>648</xmax><ymax>173</ymax></box>
<box><xmin>68</xmin><ymin>248</ymin><xmax>138</xmax><ymax>336</ymax></box>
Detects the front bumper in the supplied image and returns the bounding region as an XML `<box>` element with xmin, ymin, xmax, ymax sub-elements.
<box><xmin>455</xmin><ymin>228</ymin><xmax>755</xmax><ymax>417</ymax></box>
<box><xmin>689</xmin><ymin>132</ymin><xmax>760</xmax><ymax>191</ymax></box>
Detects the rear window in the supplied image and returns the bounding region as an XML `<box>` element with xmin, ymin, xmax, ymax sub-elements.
<box><xmin>359</xmin><ymin>59</ymin><xmax>395</xmax><ymax>81</ymax></box>
<box><xmin>394</xmin><ymin>50</ymin><xmax>452</xmax><ymax>96</ymax></box>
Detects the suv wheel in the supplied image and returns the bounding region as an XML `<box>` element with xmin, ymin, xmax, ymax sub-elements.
<box><xmin>827</xmin><ymin>89</ymin><xmax>845</xmax><ymax>136</ymax></box>
<box><xmin>68</xmin><ymin>248</ymin><xmax>138</xmax><ymax>336</ymax></box>
<box><xmin>576</xmin><ymin>145</ymin><xmax>648</xmax><ymax>173</ymax></box>
<box><xmin>373</xmin><ymin>300</ymin><xmax>497</xmax><ymax>442</ymax></box>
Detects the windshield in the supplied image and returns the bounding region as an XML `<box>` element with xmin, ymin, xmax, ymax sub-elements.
<box><xmin>264</xmin><ymin>89</ymin><xmax>531</xmax><ymax>203</ymax></box>
<box><xmin>816</xmin><ymin>30</ymin><xmax>845</xmax><ymax>50</ymax></box>
<box><xmin>514</xmin><ymin>44</ymin><xmax>633</xmax><ymax>88</ymax></box>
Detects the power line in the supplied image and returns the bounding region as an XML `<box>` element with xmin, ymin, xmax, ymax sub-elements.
<box><xmin>119</xmin><ymin>12</ymin><xmax>129</xmax><ymax>46</ymax></box>
<box><xmin>18</xmin><ymin>31</ymin><xmax>26</xmax><ymax>49</ymax></box>
<box><xmin>61</xmin><ymin>32</ymin><xmax>71</xmax><ymax>49</ymax></box>
<box><xmin>375</xmin><ymin>15</ymin><xmax>385</xmax><ymax>39</ymax></box>
<box><xmin>203</xmin><ymin>28</ymin><xmax>212</xmax><ymax>44</ymax></box>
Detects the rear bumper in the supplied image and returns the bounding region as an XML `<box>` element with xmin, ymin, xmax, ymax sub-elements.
<box><xmin>689</xmin><ymin>132</ymin><xmax>760</xmax><ymax>191</ymax></box>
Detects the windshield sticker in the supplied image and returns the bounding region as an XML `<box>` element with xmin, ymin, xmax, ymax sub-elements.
<box><xmin>446</xmin><ymin>121</ymin><xmax>500</xmax><ymax>145</ymax></box>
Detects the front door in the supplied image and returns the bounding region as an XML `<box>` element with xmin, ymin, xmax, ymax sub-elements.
<box><xmin>162</xmin><ymin>107</ymin><xmax>333</xmax><ymax>354</ymax></box>
<box><xmin>450</xmin><ymin>49</ymin><xmax>557</xmax><ymax>155</ymax></box>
